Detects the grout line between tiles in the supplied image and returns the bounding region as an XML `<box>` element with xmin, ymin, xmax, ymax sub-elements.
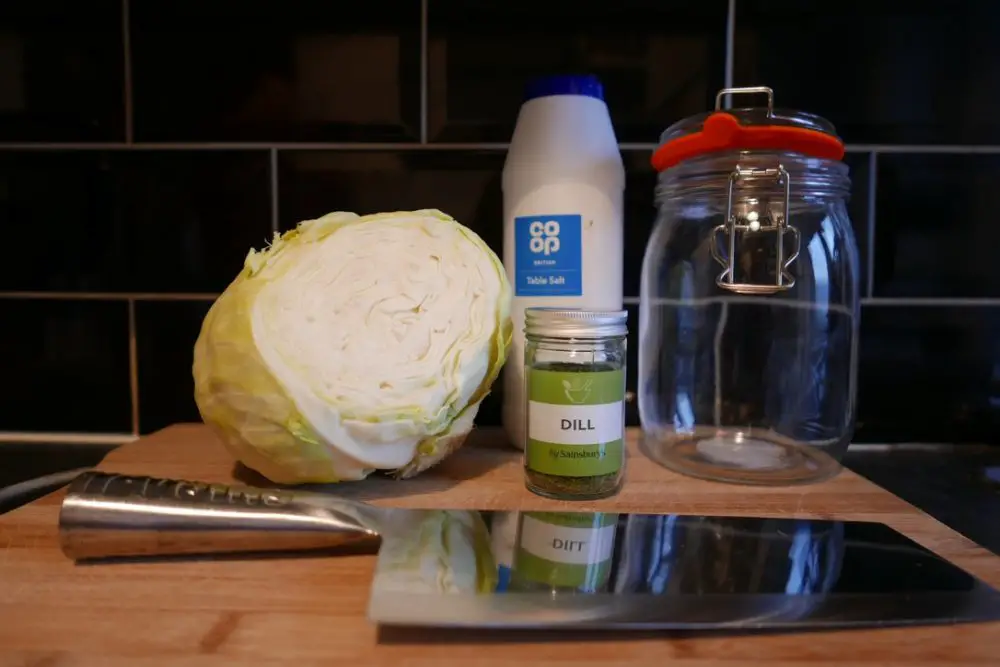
<box><xmin>866</xmin><ymin>152</ymin><xmax>877</xmax><ymax>298</ymax></box>
<box><xmin>1</xmin><ymin>142</ymin><xmax>999</xmax><ymax>154</ymax></box>
<box><xmin>127</xmin><ymin>298</ymin><xmax>140</xmax><ymax>436</ymax></box>
<box><xmin>419</xmin><ymin>0</ymin><xmax>429</xmax><ymax>144</ymax></box>
<box><xmin>626</xmin><ymin>296</ymin><xmax>1000</xmax><ymax>308</ymax></box>
<box><xmin>844</xmin><ymin>144</ymin><xmax>1000</xmax><ymax>154</ymax></box>
<box><xmin>0</xmin><ymin>142</ymin><xmax>514</xmax><ymax>152</ymax></box>
<box><xmin>0</xmin><ymin>291</ymin><xmax>220</xmax><ymax>301</ymax></box>
<box><xmin>270</xmin><ymin>148</ymin><xmax>279</xmax><ymax>235</ymax></box>
<box><xmin>122</xmin><ymin>0</ymin><xmax>133</xmax><ymax>144</ymax></box>
<box><xmin>724</xmin><ymin>0</ymin><xmax>736</xmax><ymax>91</ymax></box>
<box><xmin>861</xmin><ymin>297</ymin><xmax>1000</xmax><ymax>307</ymax></box>
<box><xmin>2</xmin><ymin>294</ymin><xmax>1000</xmax><ymax>308</ymax></box>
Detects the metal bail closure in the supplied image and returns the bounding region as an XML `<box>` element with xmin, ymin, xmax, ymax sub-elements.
<box><xmin>710</xmin><ymin>165</ymin><xmax>801</xmax><ymax>295</ymax></box>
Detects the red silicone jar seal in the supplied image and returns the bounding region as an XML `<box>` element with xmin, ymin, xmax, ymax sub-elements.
<box><xmin>651</xmin><ymin>88</ymin><xmax>846</xmax><ymax>173</ymax></box>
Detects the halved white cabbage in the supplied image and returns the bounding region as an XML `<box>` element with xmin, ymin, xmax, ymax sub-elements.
<box><xmin>192</xmin><ymin>209</ymin><xmax>512</xmax><ymax>483</ymax></box>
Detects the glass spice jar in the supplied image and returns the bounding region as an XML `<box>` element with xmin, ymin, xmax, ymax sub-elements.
<box><xmin>507</xmin><ymin>511</ymin><xmax>620</xmax><ymax>594</ymax></box>
<box><xmin>523</xmin><ymin>308</ymin><xmax>628</xmax><ymax>500</ymax></box>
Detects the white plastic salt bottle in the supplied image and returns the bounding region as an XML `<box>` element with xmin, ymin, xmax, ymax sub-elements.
<box><xmin>501</xmin><ymin>75</ymin><xmax>625</xmax><ymax>450</ymax></box>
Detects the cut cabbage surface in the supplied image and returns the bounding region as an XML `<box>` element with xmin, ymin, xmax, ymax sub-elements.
<box><xmin>192</xmin><ymin>209</ymin><xmax>512</xmax><ymax>483</ymax></box>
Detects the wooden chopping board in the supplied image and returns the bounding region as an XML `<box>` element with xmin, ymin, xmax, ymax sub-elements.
<box><xmin>0</xmin><ymin>424</ymin><xmax>998</xmax><ymax>666</ymax></box>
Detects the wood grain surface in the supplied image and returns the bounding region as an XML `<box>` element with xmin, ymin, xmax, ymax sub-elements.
<box><xmin>1</xmin><ymin>424</ymin><xmax>998</xmax><ymax>666</ymax></box>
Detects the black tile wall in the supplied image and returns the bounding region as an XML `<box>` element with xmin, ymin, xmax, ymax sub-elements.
<box><xmin>0</xmin><ymin>0</ymin><xmax>998</xmax><ymax>448</ymax></box>
<box><xmin>0</xmin><ymin>0</ymin><xmax>124</xmax><ymax>142</ymax></box>
<box><xmin>734</xmin><ymin>0</ymin><xmax>1000</xmax><ymax>145</ymax></box>
<box><xmin>857</xmin><ymin>306</ymin><xmax>1000</xmax><ymax>442</ymax></box>
<box><xmin>130</xmin><ymin>0</ymin><xmax>421</xmax><ymax>142</ymax></box>
<box><xmin>623</xmin><ymin>152</ymin><xmax>658</xmax><ymax>298</ymax></box>
<box><xmin>0</xmin><ymin>151</ymin><xmax>271</xmax><ymax>292</ymax></box>
<box><xmin>427</xmin><ymin>0</ymin><xmax>728</xmax><ymax>142</ymax></box>
<box><xmin>0</xmin><ymin>299</ymin><xmax>131</xmax><ymax>432</ymax></box>
<box><xmin>135</xmin><ymin>300</ymin><xmax>212</xmax><ymax>434</ymax></box>
<box><xmin>278</xmin><ymin>151</ymin><xmax>504</xmax><ymax>253</ymax></box>
<box><xmin>874</xmin><ymin>154</ymin><xmax>1000</xmax><ymax>298</ymax></box>
<box><xmin>626</xmin><ymin>303</ymin><xmax>640</xmax><ymax>427</ymax></box>
<box><xmin>843</xmin><ymin>153</ymin><xmax>873</xmax><ymax>297</ymax></box>
<box><xmin>109</xmin><ymin>151</ymin><xmax>272</xmax><ymax>293</ymax></box>
<box><xmin>0</xmin><ymin>151</ymin><xmax>118</xmax><ymax>292</ymax></box>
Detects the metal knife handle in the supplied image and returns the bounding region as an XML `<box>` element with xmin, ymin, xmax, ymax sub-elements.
<box><xmin>58</xmin><ymin>472</ymin><xmax>381</xmax><ymax>561</ymax></box>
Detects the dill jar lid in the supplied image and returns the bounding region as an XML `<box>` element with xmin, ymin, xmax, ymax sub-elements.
<box><xmin>524</xmin><ymin>308</ymin><xmax>628</xmax><ymax>338</ymax></box>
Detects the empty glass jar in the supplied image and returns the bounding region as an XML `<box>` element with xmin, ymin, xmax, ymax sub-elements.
<box><xmin>638</xmin><ymin>86</ymin><xmax>861</xmax><ymax>485</ymax></box>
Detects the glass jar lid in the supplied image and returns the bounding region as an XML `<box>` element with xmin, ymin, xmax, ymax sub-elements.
<box><xmin>524</xmin><ymin>308</ymin><xmax>628</xmax><ymax>338</ymax></box>
<box><xmin>651</xmin><ymin>86</ymin><xmax>845</xmax><ymax>173</ymax></box>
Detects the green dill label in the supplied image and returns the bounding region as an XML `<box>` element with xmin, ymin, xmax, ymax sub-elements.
<box><xmin>526</xmin><ymin>368</ymin><xmax>625</xmax><ymax>478</ymax></box>
<box><xmin>510</xmin><ymin>512</ymin><xmax>618</xmax><ymax>591</ymax></box>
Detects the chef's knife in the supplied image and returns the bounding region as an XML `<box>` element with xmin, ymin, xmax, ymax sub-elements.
<box><xmin>59</xmin><ymin>470</ymin><xmax>499</xmax><ymax>604</ymax></box>
<box><xmin>54</xmin><ymin>471</ymin><xmax>1000</xmax><ymax>631</ymax></box>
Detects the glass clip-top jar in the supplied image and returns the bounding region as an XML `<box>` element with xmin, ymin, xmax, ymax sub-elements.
<box><xmin>522</xmin><ymin>308</ymin><xmax>628</xmax><ymax>500</ymax></box>
<box><xmin>638</xmin><ymin>86</ymin><xmax>861</xmax><ymax>486</ymax></box>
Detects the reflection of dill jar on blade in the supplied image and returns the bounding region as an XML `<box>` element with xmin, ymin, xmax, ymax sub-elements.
<box><xmin>509</xmin><ymin>511</ymin><xmax>620</xmax><ymax>593</ymax></box>
<box><xmin>523</xmin><ymin>308</ymin><xmax>628</xmax><ymax>500</ymax></box>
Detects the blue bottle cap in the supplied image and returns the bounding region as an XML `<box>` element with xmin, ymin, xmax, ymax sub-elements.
<box><xmin>524</xmin><ymin>74</ymin><xmax>605</xmax><ymax>102</ymax></box>
<box><xmin>496</xmin><ymin>565</ymin><xmax>511</xmax><ymax>592</ymax></box>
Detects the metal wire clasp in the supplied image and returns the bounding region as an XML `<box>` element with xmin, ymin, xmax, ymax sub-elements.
<box><xmin>715</xmin><ymin>85</ymin><xmax>775</xmax><ymax>115</ymax></box>
<box><xmin>710</xmin><ymin>165</ymin><xmax>801</xmax><ymax>295</ymax></box>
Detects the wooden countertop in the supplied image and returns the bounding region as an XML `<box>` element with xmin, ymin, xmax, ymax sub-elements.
<box><xmin>1</xmin><ymin>424</ymin><xmax>998</xmax><ymax>666</ymax></box>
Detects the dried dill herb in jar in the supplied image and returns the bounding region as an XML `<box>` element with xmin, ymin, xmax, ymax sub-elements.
<box><xmin>523</xmin><ymin>308</ymin><xmax>628</xmax><ymax>500</ymax></box>
<box><xmin>507</xmin><ymin>511</ymin><xmax>620</xmax><ymax>594</ymax></box>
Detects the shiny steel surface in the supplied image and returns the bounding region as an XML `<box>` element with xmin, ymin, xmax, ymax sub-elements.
<box><xmin>369</xmin><ymin>512</ymin><xmax>1000</xmax><ymax>630</ymax></box>
<box><xmin>59</xmin><ymin>472</ymin><xmax>381</xmax><ymax>560</ymax></box>
<box><xmin>55</xmin><ymin>472</ymin><xmax>1000</xmax><ymax>633</ymax></box>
